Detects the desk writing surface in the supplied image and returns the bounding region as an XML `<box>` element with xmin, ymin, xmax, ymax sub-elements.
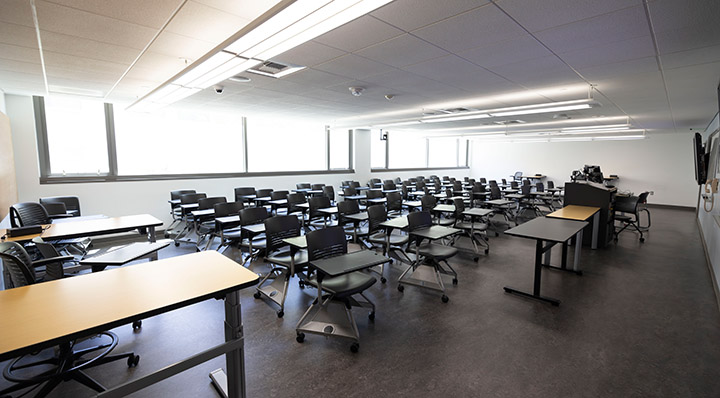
<box><xmin>318</xmin><ymin>207</ymin><xmax>338</xmax><ymax>214</ymax></box>
<box><xmin>411</xmin><ymin>225</ymin><xmax>461</xmax><ymax>240</ymax></box>
<box><xmin>546</xmin><ymin>205</ymin><xmax>600</xmax><ymax>221</ymax></box>
<box><xmin>463</xmin><ymin>208</ymin><xmax>493</xmax><ymax>217</ymax></box>
<box><xmin>0</xmin><ymin>251</ymin><xmax>258</xmax><ymax>361</ymax></box>
<box><xmin>380</xmin><ymin>216</ymin><xmax>408</xmax><ymax>230</ymax></box>
<box><xmin>79</xmin><ymin>240</ymin><xmax>171</xmax><ymax>265</ymax></box>
<box><xmin>309</xmin><ymin>251</ymin><xmax>389</xmax><ymax>277</ymax></box>
<box><xmin>504</xmin><ymin>217</ymin><xmax>587</xmax><ymax>243</ymax></box>
<box><xmin>242</xmin><ymin>224</ymin><xmax>265</xmax><ymax>234</ymax></box>
<box><xmin>344</xmin><ymin>212</ymin><xmax>368</xmax><ymax>221</ymax></box>
<box><xmin>283</xmin><ymin>235</ymin><xmax>307</xmax><ymax>249</ymax></box>
<box><xmin>433</xmin><ymin>204</ymin><xmax>455</xmax><ymax>213</ymax></box>
<box><xmin>0</xmin><ymin>214</ymin><xmax>162</xmax><ymax>242</ymax></box>
<box><xmin>216</xmin><ymin>215</ymin><xmax>240</xmax><ymax>224</ymax></box>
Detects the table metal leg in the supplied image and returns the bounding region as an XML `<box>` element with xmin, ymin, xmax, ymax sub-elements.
<box><xmin>573</xmin><ymin>229</ymin><xmax>583</xmax><ymax>272</ymax></box>
<box><xmin>210</xmin><ymin>290</ymin><xmax>246</xmax><ymax>398</ymax></box>
<box><xmin>148</xmin><ymin>226</ymin><xmax>156</xmax><ymax>243</ymax></box>
<box><xmin>503</xmin><ymin>239</ymin><xmax>560</xmax><ymax>306</ymax></box>
<box><xmin>591</xmin><ymin>212</ymin><xmax>599</xmax><ymax>249</ymax></box>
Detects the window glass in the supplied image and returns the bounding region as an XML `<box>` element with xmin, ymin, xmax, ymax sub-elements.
<box><xmin>246</xmin><ymin>117</ymin><xmax>325</xmax><ymax>172</ymax></box>
<box><xmin>329</xmin><ymin>129</ymin><xmax>350</xmax><ymax>169</ymax></box>
<box><xmin>388</xmin><ymin>131</ymin><xmax>426</xmax><ymax>169</ymax></box>
<box><xmin>428</xmin><ymin>137</ymin><xmax>458</xmax><ymax>167</ymax></box>
<box><xmin>458</xmin><ymin>139</ymin><xmax>468</xmax><ymax>166</ymax></box>
<box><xmin>114</xmin><ymin>105</ymin><xmax>244</xmax><ymax>175</ymax></box>
<box><xmin>370</xmin><ymin>129</ymin><xmax>386</xmax><ymax>169</ymax></box>
<box><xmin>44</xmin><ymin>96</ymin><xmax>108</xmax><ymax>174</ymax></box>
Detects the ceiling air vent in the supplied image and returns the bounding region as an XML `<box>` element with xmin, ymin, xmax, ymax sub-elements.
<box><xmin>247</xmin><ymin>60</ymin><xmax>306</xmax><ymax>79</ymax></box>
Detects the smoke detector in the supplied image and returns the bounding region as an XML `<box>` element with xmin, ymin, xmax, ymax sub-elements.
<box><xmin>349</xmin><ymin>87</ymin><xmax>364</xmax><ymax>96</ymax></box>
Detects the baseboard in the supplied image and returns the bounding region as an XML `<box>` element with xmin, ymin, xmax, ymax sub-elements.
<box><xmin>647</xmin><ymin>203</ymin><xmax>695</xmax><ymax>211</ymax></box>
<box><xmin>697</xmin><ymin>217</ymin><xmax>720</xmax><ymax>314</ymax></box>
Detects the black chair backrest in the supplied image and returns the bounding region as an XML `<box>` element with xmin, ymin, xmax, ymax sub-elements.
<box><xmin>39</xmin><ymin>196</ymin><xmax>81</xmax><ymax>216</ymax></box>
<box><xmin>0</xmin><ymin>242</ymin><xmax>37</xmax><ymax>287</ymax></box>
<box><xmin>256</xmin><ymin>189</ymin><xmax>273</xmax><ymax>198</ymax></box>
<box><xmin>214</xmin><ymin>201</ymin><xmax>244</xmax><ymax>217</ymax></box>
<box><xmin>199</xmin><ymin>196</ymin><xmax>227</xmax><ymax>210</ymax></box>
<box><xmin>442</xmin><ymin>176</ymin><xmax>450</xmax><ymax>182</ymax></box>
<box><xmin>421</xmin><ymin>195</ymin><xmax>437</xmax><ymax>211</ymax></box>
<box><xmin>311</xmin><ymin>183</ymin><xmax>325</xmax><ymax>190</ymax></box>
<box><xmin>480</xmin><ymin>178</ymin><xmax>487</xmax><ymax>184</ymax></box>
<box><xmin>383</xmin><ymin>182</ymin><xmax>396</xmax><ymax>191</ymax></box>
<box><xmin>271</xmin><ymin>190</ymin><xmax>289</xmax><ymax>200</ymax></box>
<box><xmin>323</xmin><ymin>186</ymin><xmax>335</xmax><ymax>201</ymax></box>
<box><xmin>401</xmin><ymin>185</ymin><xmax>409</xmax><ymax>200</ymax></box>
<box><xmin>489</xmin><ymin>180</ymin><xmax>498</xmax><ymax>187</ymax></box>
<box><xmin>386</xmin><ymin>192</ymin><xmax>402</xmax><ymax>212</ymax></box>
<box><xmin>350</xmin><ymin>181</ymin><xmax>361</xmax><ymax>188</ymax></box>
<box><xmin>239</xmin><ymin>207</ymin><xmax>269</xmax><ymax>226</ymax></box>
<box><xmin>615</xmin><ymin>195</ymin><xmax>640</xmax><ymax>214</ymax></box>
<box><xmin>394</xmin><ymin>177</ymin><xmax>402</xmax><ymax>184</ymax></box>
<box><xmin>547</xmin><ymin>181</ymin><xmax>555</xmax><ymax>189</ymax></box>
<box><xmin>468</xmin><ymin>178</ymin><xmax>476</xmax><ymax>185</ymax></box>
<box><xmin>309</xmin><ymin>196</ymin><xmax>331</xmax><ymax>218</ymax></box>
<box><xmin>473</xmin><ymin>182</ymin><xmax>486</xmax><ymax>193</ymax></box>
<box><xmin>535</xmin><ymin>183</ymin><xmax>544</xmax><ymax>192</ymax></box>
<box><xmin>287</xmin><ymin>192</ymin><xmax>307</xmax><ymax>213</ymax></box>
<box><xmin>452</xmin><ymin>198</ymin><xmax>465</xmax><ymax>219</ymax></box>
<box><xmin>338</xmin><ymin>200</ymin><xmax>360</xmax><ymax>216</ymax></box>
<box><xmin>180</xmin><ymin>193</ymin><xmax>206</xmax><ymax>205</ymax></box>
<box><xmin>343</xmin><ymin>187</ymin><xmax>357</xmax><ymax>196</ymax></box>
<box><xmin>42</xmin><ymin>202</ymin><xmax>67</xmax><ymax>217</ymax></box>
<box><xmin>367</xmin><ymin>204</ymin><xmax>387</xmax><ymax>234</ymax></box>
<box><xmin>638</xmin><ymin>191</ymin><xmax>650</xmax><ymax>204</ymax></box>
<box><xmin>521</xmin><ymin>184</ymin><xmax>531</xmax><ymax>195</ymax></box>
<box><xmin>264</xmin><ymin>215</ymin><xmax>301</xmax><ymax>252</ymax></box>
<box><xmin>383</xmin><ymin>179</ymin><xmax>394</xmax><ymax>185</ymax></box>
<box><xmin>234</xmin><ymin>187</ymin><xmax>256</xmax><ymax>200</ymax></box>
<box><xmin>416</xmin><ymin>180</ymin><xmax>426</xmax><ymax>190</ymax></box>
<box><xmin>296</xmin><ymin>183</ymin><xmax>311</xmax><ymax>190</ymax></box>
<box><xmin>171</xmin><ymin>190</ymin><xmax>196</xmax><ymax>200</ymax></box>
<box><xmin>306</xmin><ymin>226</ymin><xmax>347</xmax><ymax>261</ymax></box>
<box><xmin>510</xmin><ymin>181</ymin><xmax>519</xmax><ymax>189</ymax></box>
<box><xmin>10</xmin><ymin>202</ymin><xmax>50</xmax><ymax>227</ymax></box>
<box><xmin>367</xmin><ymin>189</ymin><xmax>383</xmax><ymax>199</ymax></box>
<box><xmin>490</xmin><ymin>185</ymin><xmax>502</xmax><ymax>200</ymax></box>
<box><xmin>408</xmin><ymin>211</ymin><xmax>433</xmax><ymax>232</ymax></box>
<box><xmin>522</xmin><ymin>179</ymin><xmax>531</xmax><ymax>186</ymax></box>
<box><xmin>501</xmin><ymin>178</ymin><xmax>507</xmax><ymax>185</ymax></box>
<box><xmin>31</xmin><ymin>237</ymin><xmax>65</xmax><ymax>280</ymax></box>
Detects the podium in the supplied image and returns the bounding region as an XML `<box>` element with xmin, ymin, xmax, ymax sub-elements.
<box><xmin>563</xmin><ymin>182</ymin><xmax>616</xmax><ymax>248</ymax></box>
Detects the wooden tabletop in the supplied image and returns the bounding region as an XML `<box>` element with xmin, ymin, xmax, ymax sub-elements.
<box><xmin>546</xmin><ymin>205</ymin><xmax>601</xmax><ymax>221</ymax></box>
<box><xmin>0</xmin><ymin>214</ymin><xmax>163</xmax><ymax>242</ymax></box>
<box><xmin>0</xmin><ymin>251</ymin><xmax>258</xmax><ymax>361</ymax></box>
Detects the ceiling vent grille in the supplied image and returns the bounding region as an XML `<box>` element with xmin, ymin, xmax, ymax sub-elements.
<box><xmin>247</xmin><ymin>60</ymin><xmax>306</xmax><ymax>79</ymax></box>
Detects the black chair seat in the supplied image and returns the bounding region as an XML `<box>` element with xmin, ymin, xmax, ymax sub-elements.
<box><xmin>308</xmin><ymin>271</ymin><xmax>377</xmax><ymax>298</ymax></box>
<box><xmin>615</xmin><ymin>214</ymin><xmax>632</xmax><ymax>222</ymax></box>
<box><xmin>368</xmin><ymin>232</ymin><xmax>409</xmax><ymax>246</ymax></box>
<box><xmin>455</xmin><ymin>221</ymin><xmax>488</xmax><ymax>232</ymax></box>
<box><xmin>266</xmin><ymin>249</ymin><xmax>308</xmax><ymax>266</ymax></box>
<box><xmin>241</xmin><ymin>238</ymin><xmax>266</xmax><ymax>249</ymax></box>
<box><xmin>309</xmin><ymin>219</ymin><xmax>338</xmax><ymax>228</ymax></box>
<box><xmin>417</xmin><ymin>243</ymin><xmax>458</xmax><ymax>260</ymax></box>
<box><xmin>436</xmin><ymin>218</ymin><xmax>454</xmax><ymax>226</ymax></box>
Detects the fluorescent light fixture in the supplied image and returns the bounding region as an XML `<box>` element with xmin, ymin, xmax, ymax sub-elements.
<box><xmin>375</xmin><ymin>120</ymin><xmax>421</xmax><ymax>127</ymax></box>
<box><xmin>420</xmin><ymin>113</ymin><xmax>491</xmax><ymax>123</ymax></box>
<box><xmin>173</xmin><ymin>51</ymin><xmax>236</xmax><ymax>86</ymax></box>
<box><xmin>561</xmin><ymin>124</ymin><xmax>628</xmax><ymax>131</ymax></box>
<box><xmin>593</xmin><ymin>135</ymin><xmax>646</xmax><ymax>141</ymax></box>
<box><xmin>418</xmin><ymin>99</ymin><xmax>598</xmax><ymax>124</ymax></box>
<box><xmin>491</xmin><ymin>103</ymin><xmax>593</xmax><ymax>117</ymax></box>
<box><xmin>189</xmin><ymin>58</ymin><xmax>262</xmax><ymax>89</ymax></box>
<box><xmin>550</xmin><ymin>136</ymin><xmax>593</xmax><ymax>142</ymax></box>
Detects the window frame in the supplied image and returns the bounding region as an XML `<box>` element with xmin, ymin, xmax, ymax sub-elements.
<box><xmin>33</xmin><ymin>96</ymin><xmax>354</xmax><ymax>184</ymax></box>
<box><xmin>370</xmin><ymin>130</ymin><xmax>469</xmax><ymax>172</ymax></box>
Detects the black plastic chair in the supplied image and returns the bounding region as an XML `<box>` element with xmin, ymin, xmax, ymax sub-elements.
<box><xmin>254</xmin><ymin>215</ymin><xmax>309</xmax><ymax>318</ymax></box>
<box><xmin>9</xmin><ymin>202</ymin><xmax>51</xmax><ymax>227</ymax></box>
<box><xmin>366</xmin><ymin>204</ymin><xmax>410</xmax><ymax>270</ymax></box>
<box><xmin>270</xmin><ymin>190</ymin><xmax>290</xmax><ymax>214</ymax></box>
<box><xmin>308</xmin><ymin>196</ymin><xmax>335</xmax><ymax>229</ymax></box>
<box><xmin>386</xmin><ymin>192</ymin><xmax>403</xmax><ymax>218</ymax></box>
<box><xmin>0</xmin><ymin>242</ymin><xmax>139</xmax><ymax>397</ymax></box>
<box><xmin>337</xmin><ymin>200</ymin><xmax>368</xmax><ymax>244</ymax></box>
<box><xmin>239</xmin><ymin>207</ymin><xmax>269</xmax><ymax>265</ymax></box>
<box><xmin>451</xmin><ymin>198</ymin><xmax>489</xmax><ymax>259</ymax></box>
<box><xmin>39</xmin><ymin>196</ymin><xmax>81</xmax><ymax>217</ymax></box>
<box><xmin>167</xmin><ymin>190</ymin><xmax>195</xmax><ymax>236</ymax></box>
<box><xmin>323</xmin><ymin>186</ymin><xmax>335</xmax><ymax>205</ymax></box>
<box><xmin>211</xmin><ymin>201</ymin><xmax>244</xmax><ymax>253</ymax></box>
<box><xmin>173</xmin><ymin>193</ymin><xmax>207</xmax><ymax>246</ymax></box>
<box><xmin>614</xmin><ymin>195</ymin><xmax>646</xmax><ymax>242</ymax></box>
<box><xmin>195</xmin><ymin>196</ymin><xmax>227</xmax><ymax>250</ymax></box>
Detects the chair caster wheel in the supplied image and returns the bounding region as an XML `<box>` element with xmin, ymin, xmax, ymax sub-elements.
<box><xmin>614</xmin><ymin>238</ymin><xmax>618</xmax><ymax>242</ymax></box>
<box><xmin>253</xmin><ymin>292</ymin><xmax>261</xmax><ymax>299</ymax></box>
<box><xmin>397</xmin><ymin>284</ymin><xmax>404</xmax><ymax>292</ymax></box>
<box><xmin>277</xmin><ymin>310</ymin><xmax>284</xmax><ymax>318</ymax></box>
<box><xmin>441</xmin><ymin>295</ymin><xmax>449</xmax><ymax>303</ymax></box>
<box><xmin>132</xmin><ymin>320</ymin><xmax>142</xmax><ymax>330</ymax></box>
<box><xmin>127</xmin><ymin>354</ymin><xmax>140</xmax><ymax>367</ymax></box>
<box><xmin>495</xmin><ymin>232</ymin><xmax>499</xmax><ymax>237</ymax></box>
<box><xmin>296</xmin><ymin>333</ymin><xmax>305</xmax><ymax>343</ymax></box>
<box><xmin>640</xmin><ymin>238</ymin><xmax>645</xmax><ymax>242</ymax></box>
<box><xmin>473</xmin><ymin>257</ymin><xmax>479</xmax><ymax>262</ymax></box>
<box><xmin>174</xmin><ymin>242</ymin><xmax>180</xmax><ymax>247</ymax></box>
<box><xmin>369</xmin><ymin>312</ymin><xmax>375</xmax><ymax>321</ymax></box>
<box><xmin>350</xmin><ymin>343</ymin><xmax>359</xmax><ymax>353</ymax></box>
<box><xmin>164</xmin><ymin>232</ymin><xmax>169</xmax><ymax>238</ymax></box>
<box><xmin>485</xmin><ymin>249</ymin><xmax>489</xmax><ymax>254</ymax></box>
<box><xmin>380</xmin><ymin>277</ymin><xmax>387</xmax><ymax>284</ymax></box>
<box><xmin>452</xmin><ymin>278</ymin><xmax>458</xmax><ymax>285</ymax></box>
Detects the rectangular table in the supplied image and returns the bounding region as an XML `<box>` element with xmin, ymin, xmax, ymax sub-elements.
<box><xmin>0</xmin><ymin>251</ymin><xmax>258</xmax><ymax>398</ymax></box>
<box><xmin>503</xmin><ymin>217</ymin><xmax>588</xmax><ymax>306</ymax></box>
<box><xmin>546</xmin><ymin>205</ymin><xmax>601</xmax><ymax>250</ymax></box>
<box><xmin>0</xmin><ymin>214</ymin><xmax>163</xmax><ymax>243</ymax></box>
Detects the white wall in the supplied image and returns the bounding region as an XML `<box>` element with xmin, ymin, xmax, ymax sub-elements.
<box><xmin>469</xmin><ymin>134</ymin><xmax>698</xmax><ymax>206</ymax></box>
<box><xmin>697</xmin><ymin>113</ymin><xmax>720</xmax><ymax>305</ymax></box>
<box><xmin>5</xmin><ymin>95</ymin><xmax>465</xmax><ymax>228</ymax></box>
<box><xmin>0</xmin><ymin>90</ymin><xmax>6</xmax><ymax>114</ymax></box>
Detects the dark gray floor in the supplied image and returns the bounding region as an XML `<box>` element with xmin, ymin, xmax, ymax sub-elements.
<box><xmin>3</xmin><ymin>207</ymin><xmax>720</xmax><ymax>397</ymax></box>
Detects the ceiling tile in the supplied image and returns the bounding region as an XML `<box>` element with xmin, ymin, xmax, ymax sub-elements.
<box><xmin>0</xmin><ymin>43</ymin><xmax>42</xmax><ymax>64</ymax></box>
<box><xmin>362</xmin><ymin>70</ymin><xmax>459</xmax><ymax>98</ymax></box>
<box><xmin>577</xmin><ymin>57</ymin><xmax>659</xmax><ymax>81</ymax></box>
<box><xmin>43</xmin><ymin>0</ymin><xmax>183</xmax><ymax>29</ymax></box>
<box><xmin>164</xmin><ymin>1</ymin><xmax>251</xmax><ymax>44</ymax></box>
<box><xmin>126</xmin><ymin>51</ymin><xmax>189</xmax><ymax>82</ymax></box>
<box><xmin>0</xmin><ymin>0</ymin><xmax>35</xmax><ymax>27</ymax></box>
<box><xmin>314</xmin><ymin>15</ymin><xmax>404</xmax><ymax>53</ymax></box>
<box><xmin>402</xmin><ymin>55</ymin><xmax>505</xmax><ymax>86</ymax></box>
<box><xmin>43</xmin><ymin>52</ymin><xmax>127</xmax><ymax>77</ymax></box>
<box><xmin>314</xmin><ymin>53</ymin><xmax>396</xmax><ymax>80</ymax></box>
<box><xmin>558</xmin><ymin>35</ymin><xmax>656</xmax><ymax>69</ymax></box>
<box><xmin>41</xmin><ymin>30</ymin><xmax>139</xmax><ymax>65</ymax></box>
<box><xmin>274</xmin><ymin>41</ymin><xmax>345</xmax><ymax>68</ymax></box>
<box><xmin>413</xmin><ymin>5</ymin><xmax>527</xmax><ymax>54</ymax></box>
<box><xmin>147</xmin><ymin>31</ymin><xmax>217</xmax><ymax>60</ymax></box>
<box><xmin>533</xmin><ymin>6</ymin><xmax>651</xmax><ymax>54</ymax></box>
<box><xmin>0</xmin><ymin>59</ymin><xmax>43</xmax><ymax>75</ymax></box>
<box><xmin>459</xmin><ymin>35</ymin><xmax>552</xmax><ymax>69</ymax></box>
<box><xmin>496</xmin><ymin>0</ymin><xmax>636</xmax><ymax>33</ymax></box>
<box><xmin>184</xmin><ymin>0</ymin><xmax>279</xmax><ymax>20</ymax></box>
<box><xmin>660</xmin><ymin>44</ymin><xmax>720</xmax><ymax>70</ymax></box>
<box><xmin>356</xmin><ymin>34</ymin><xmax>449</xmax><ymax>68</ymax></box>
<box><xmin>487</xmin><ymin>55</ymin><xmax>577</xmax><ymax>84</ymax></box>
<box><xmin>284</xmin><ymin>68</ymin><xmax>352</xmax><ymax>89</ymax></box>
<box><xmin>36</xmin><ymin>1</ymin><xmax>157</xmax><ymax>49</ymax></box>
<box><xmin>370</xmin><ymin>0</ymin><xmax>487</xmax><ymax>32</ymax></box>
<box><xmin>0</xmin><ymin>22</ymin><xmax>39</xmax><ymax>49</ymax></box>
<box><xmin>654</xmin><ymin>26</ymin><xmax>720</xmax><ymax>55</ymax></box>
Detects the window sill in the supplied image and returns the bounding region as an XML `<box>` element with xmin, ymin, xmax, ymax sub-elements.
<box><xmin>370</xmin><ymin>166</ymin><xmax>469</xmax><ymax>173</ymax></box>
<box><xmin>40</xmin><ymin>169</ymin><xmax>356</xmax><ymax>184</ymax></box>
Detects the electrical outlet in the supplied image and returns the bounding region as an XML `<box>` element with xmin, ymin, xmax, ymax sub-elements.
<box><xmin>649</xmin><ymin>191</ymin><xmax>654</xmax><ymax>195</ymax></box>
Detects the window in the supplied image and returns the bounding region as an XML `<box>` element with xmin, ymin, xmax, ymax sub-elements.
<box><xmin>370</xmin><ymin>129</ymin><xmax>387</xmax><ymax>169</ymax></box>
<box><xmin>388</xmin><ymin>131</ymin><xmax>426</xmax><ymax>169</ymax></box>
<box><xmin>43</xmin><ymin>96</ymin><xmax>108</xmax><ymax>175</ymax></box>
<box><xmin>246</xmin><ymin>117</ymin><xmax>326</xmax><ymax>172</ymax></box>
<box><xmin>329</xmin><ymin>129</ymin><xmax>351</xmax><ymax>169</ymax></box>
<box><xmin>114</xmin><ymin>105</ymin><xmax>245</xmax><ymax>175</ymax></box>
<box><xmin>428</xmin><ymin>137</ymin><xmax>458</xmax><ymax>168</ymax></box>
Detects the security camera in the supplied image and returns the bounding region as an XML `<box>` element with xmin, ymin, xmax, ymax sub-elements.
<box><xmin>214</xmin><ymin>85</ymin><xmax>224</xmax><ymax>94</ymax></box>
<box><xmin>385</xmin><ymin>94</ymin><xmax>395</xmax><ymax>100</ymax></box>
<box><xmin>349</xmin><ymin>87</ymin><xmax>364</xmax><ymax>96</ymax></box>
